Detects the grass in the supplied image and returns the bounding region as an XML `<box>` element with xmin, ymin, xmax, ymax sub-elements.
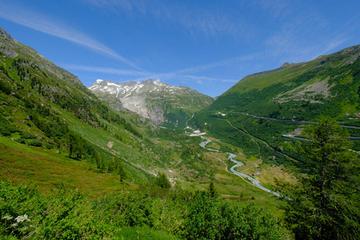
<box><xmin>0</xmin><ymin>135</ymin><xmax>282</xmax><ymax>212</ymax></box>
<box><xmin>236</xmin><ymin>156</ymin><xmax>297</xmax><ymax>187</ymax></box>
<box><xmin>257</xmin><ymin>165</ymin><xmax>298</xmax><ymax>186</ymax></box>
<box><xmin>0</xmin><ymin>136</ymin><xmax>135</xmax><ymax>197</ymax></box>
<box><xmin>177</xmin><ymin>136</ymin><xmax>286</xmax><ymax>217</ymax></box>
<box><xmin>226</xmin><ymin>60</ymin><xmax>318</xmax><ymax>94</ymax></box>
<box><xmin>116</xmin><ymin>227</ymin><xmax>178</xmax><ymax>240</ymax></box>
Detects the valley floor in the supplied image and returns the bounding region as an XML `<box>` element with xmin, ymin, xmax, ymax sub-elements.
<box><xmin>0</xmin><ymin>132</ymin><xmax>288</xmax><ymax>216</ymax></box>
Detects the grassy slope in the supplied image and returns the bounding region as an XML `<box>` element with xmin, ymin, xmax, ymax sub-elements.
<box><xmin>0</xmin><ymin>134</ymin><xmax>284</xmax><ymax>216</ymax></box>
<box><xmin>0</xmin><ymin>136</ymin><xmax>130</xmax><ymax>197</ymax></box>
<box><xmin>194</xmin><ymin>45</ymin><xmax>360</xmax><ymax>163</ymax></box>
<box><xmin>143</xmin><ymin>88</ymin><xmax>213</xmax><ymax>128</ymax></box>
<box><xmin>178</xmin><ymin>135</ymin><xmax>287</xmax><ymax>217</ymax></box>
<box><xmin>227</xmin><ymin>61</ymin><xmax>318</xmax><ymax>94</ymax></box>
<box><xmin>0</xmin><ymin>28</ymin><xmax>213</xmax><ymax>185</ymax></box>
<box><xmin>158</xmin><ymin>88</ymin><xmax>214</xmax><ymax>127</ymax></box>
<box><xmin>0</xmin><ymin>30</ymin><xmax>227</xmax><ymax>187</ymax></box>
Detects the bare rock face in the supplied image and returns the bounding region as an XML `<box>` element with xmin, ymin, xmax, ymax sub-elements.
<box><xmin>89</xmin><ymin>79</ymin><xmax>213</xmax><ymax>125</ymax></box>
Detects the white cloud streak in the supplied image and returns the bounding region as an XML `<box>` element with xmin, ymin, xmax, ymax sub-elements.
<box><xmin>66</xmin><ymin>62</ymin><xmax>238</xmax><ymax>84</ymax></box>
<box><xmin>83</xmin><ymin>0</ymin><xmax>247</xmax><ymax>37</ymax></box>
<box><xmin>254</xmin><ymin>0</ymin><xmax>292</xmax><ymax>18</ymax></box>
<box><xmin>66</xmin><ymin>51</ymin><xmax>259</xmax><ymax>85</ymax></box>
<box><xmin>0</xmin><ymin>1</ymin><xmax>141</xmax><ymax>70</ymax></box>
<box><xmin>63</xmin><ymin>64</ymin><xmax>149</xmax><ymax>77</ymax></box>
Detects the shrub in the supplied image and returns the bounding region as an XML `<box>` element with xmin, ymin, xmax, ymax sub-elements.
<box><xmin>0</xmin><ymin>181</ymin><xmax>287</xmax><ymax>239</ymax></box>
<box><xmin>27</xmin><ymin>139</ymin><xmax>42</xmax><ymax>147</ymax></box>
<box><xmin>155</xmin><ymin>173</ymin><xmax>171</xmax><ymax>189</ymax></box>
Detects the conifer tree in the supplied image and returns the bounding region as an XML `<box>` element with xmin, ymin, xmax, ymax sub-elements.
<box><xmin>284</xmin><ymin>118</ymin><xmax>359</xmax><ymax>240</ymax></box>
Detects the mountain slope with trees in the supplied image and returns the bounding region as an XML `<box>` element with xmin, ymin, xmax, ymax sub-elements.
<box><xmin>193</xmin><ymin>45</ymin><xmax>360</xmax><ymax>163</ymax></box>
<box><xmin>0</xmin><ymin>28</ymin><xmax>218</xmax><ymax>185</ymax></box>
<box><xmin>0</xmin><ymin>28</ymin><xmax>285</xmax><ymax>203</ymax></box>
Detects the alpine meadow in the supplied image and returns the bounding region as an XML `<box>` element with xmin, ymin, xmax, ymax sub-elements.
<box><xmin>0</xmin><ymin>1</ymin><xmax>359</xmax><ymax>239</ymax></box>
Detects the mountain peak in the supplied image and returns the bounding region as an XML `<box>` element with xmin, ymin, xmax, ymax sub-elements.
<box><xmin>142</xmin><ymin>79</ymin><xmax>165</xmax><ymax>86</ymax></box>
<box><xmin>281</xmin><ymin>62</ymin><xmax>293</xmax><ymax>68</ymax></box>
<box><xmin>89</xmin><ymin>78</ymin><xmax>213</xmax><ymax>125</ymax></box>
<box><xmin>0</xmin><ymin>28</ymin><xmax>13</xmax><ymax>41</ymax></box>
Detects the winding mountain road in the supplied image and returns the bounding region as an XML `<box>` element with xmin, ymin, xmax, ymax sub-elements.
<box><xmin>228</xmin><ymin>111</ymin><xmax>360</xmax><ymax>130</ymax></box>
<box><xmin>193</xmin><ymin>111</ymin><xmax>360</xmax><ymax>198</ymax></box>
<box><xmin>223</xmin><ymin>119</ymin><xmax>298</xmax><ymax>162</ymax></box>
<box><xmin>227</xmin><ymin>153</ymin><xmax>280</xmax><ymax>197</ymax></box>
<box><xmin>198</xmin><ymin>137</ymin><xmax>281</xmax><ymax>197</ymax></box>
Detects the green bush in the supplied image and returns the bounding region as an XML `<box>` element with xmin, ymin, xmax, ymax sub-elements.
<box><xmin>0</xmin><ymin>181</ymin><xmax>287</xmax><ymax>239</ymax></box>
<box><xmin>26</xmin><ymin>139</ymin><xmax>42</xmax><ymax>147</ymax></box>
<box><xmin>155</xmin><ymin>173</ymin><xmax>171</xmax><ymax>189</ymax></box>
<box><xmin>0</xmin><ymin>182</ymin><xmax>108</xmax><ymax>239</ymax></box>
<box><xmin>182</xmin><ymin>191</ymin><xmax>285</xmax><ymax>240</ymax></box>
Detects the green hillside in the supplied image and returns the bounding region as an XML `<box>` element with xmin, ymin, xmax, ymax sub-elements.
<box><xmin>0</xmin><ymin>29</ymin><xmax>291</xmax><ymax>239</ymax></box>
<box><xmin>0</xmin><ymin>28</ymin><xmax>217</xmax><ymax>186</ymax></box>
<box><xmin>0</xmin><ymin>136</ymin><xmax>128</xmax><ymax>197</ymax></box>
<box><xmin>194</xmin><ymin>45</ymin><xmax>360</xmax><ymax>163</ymax></box>
<box><xmin>0</xmin><ymin>28</ymin><xmax>155</xmax><ymax>183</ymax></box>
<box><xmin>0</xmin><ymin>27</ymin><xmax>286</xmax><ymax>203</ymax></box>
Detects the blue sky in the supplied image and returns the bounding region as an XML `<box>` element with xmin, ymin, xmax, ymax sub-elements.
<box><xmin>0</xmin><ymin>0</ymin><xmax>359</xmax><ymax>96</ymax></box>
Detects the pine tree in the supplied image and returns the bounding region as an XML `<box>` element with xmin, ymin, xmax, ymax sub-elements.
<box><xmin>284</xmin><ymin>118</ymin><xmax>360</xmax><ymax>240</ymax></box>
<box><xmin>68</xmin><ymin>134</ymin><xmax>83</xmax><ymax>160</ymax></box>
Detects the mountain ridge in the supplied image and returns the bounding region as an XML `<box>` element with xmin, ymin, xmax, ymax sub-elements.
<box><xmin>89</xmin><ymin>78</ymin><xmax>213</xmax><ymax>126</ymax></box>
<box><xmin>0</xmin><ymin>27</ymin><xmax>240</xmax><ymax>190</ymax></box>
<box><xmin>193</xmin><ymin>43</ymin><xmax>360</xmax><ymax>163</ymax></box>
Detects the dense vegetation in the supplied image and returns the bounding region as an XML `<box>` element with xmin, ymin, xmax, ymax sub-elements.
<box><xmin>283</xmin><ymin>118</ymin><xmax>360</xmax><ymax>239</ymax></box>
<box><xmin>1</xmin><ymin>118</ymin><xmax>359</xmax><ymax>239</ymax></box>
<box><xmin>0</xmin><ymin>182</ymin><xmax>287</xmax><ymax>239</ymax></box>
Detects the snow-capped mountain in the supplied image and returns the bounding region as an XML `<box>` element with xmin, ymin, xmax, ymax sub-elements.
<box><xmin>89</xmin><ymin>79</ymin><xmax>213</xmax><ymax>125</ymax></box>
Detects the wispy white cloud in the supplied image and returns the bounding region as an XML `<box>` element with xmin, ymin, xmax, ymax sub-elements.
<box><xmin>63</xmin><ymin>64</ymin><xmax>149</xmax><ymax>77</ymax></box>
<box><xmin>168</xmin><ymin>52</ymin><xmax>262</xmax><ymax>76</ymax></box>
<box><xmin>115</xmin><ymin>56</ymin><xmax>257</xmax><ymax>83</ymax></box>
<box><xmin>166</xmin><ymin>9</ymin><xmax>240</xmax><ymax>36</ymax></box>
<box><xmin>68</xmin><ymin>51</ymin><xmax>259</xmax><ymax>85</ymax></box>
<box><xmin>181</xmin><ymin>75</ymin><xmax>237</xmax><ymax>84</ymax></box>
<box><xmin>83</xmin><ymin>0</ymin><xmax>247</xmax><ymax>37</ymax></box>
<box><xmin>317</xmin><ymin>14</ymin><xmax>360</xmax><ymax>55</ymax></box>
<box><xmin>263</xmin><ymin>10</ymin><xmax>359</xmax><ymax>64</ymax></box>
<box><xmin>0</xmin><ymin>1</ymin><xmax>141</xmax><ymax>70</ymax></box>
<box><xmin>254</xmin><ymin>0</ymin><xmax>292</xmax><ymax>18</ymax></box>
<box><xmin>85</xmin><ymin>0</ymin><xmax>147</xmax><ymax>14</ymax></box>
<box><xmin>261</xmin><ymin>6</ymin><xmax>336</xmax><ymax>63</ymax></box>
